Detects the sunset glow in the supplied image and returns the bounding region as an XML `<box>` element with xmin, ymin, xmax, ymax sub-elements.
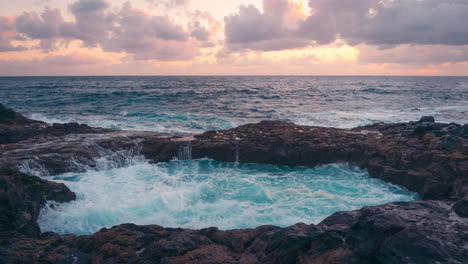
<box><xmin>0</xmin><ymin>0</ymin><xmax>467</xmax><ymax>75</ymax></box>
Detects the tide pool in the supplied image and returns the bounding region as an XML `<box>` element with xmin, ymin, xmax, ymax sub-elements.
<box><xmin>38</xmin><ymin>159</ymin><xmax>418</xmax><ymax>235</ymax></box>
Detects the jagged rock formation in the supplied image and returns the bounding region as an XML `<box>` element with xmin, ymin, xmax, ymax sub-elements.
<box><xmin>0</xmin><ymin>103</ymin><xmax>467</xmax><ymax>264</ymax></box>
<box><xmin>1</xmin><ymin>200</ymin><xmax>466</xmax><ymax>264</ymax></box>
<box><xmin>0</xmin><ymin>104</ymin><xmax>112</xmax><ymax>145</ymax></box>
<box><xmin>189</xmin><ymin>119</ymin><xmax>468</xmax><ymax>200</ymax></box>
<box><xmin>0</xmin><ymin>170</ymin><xmax>75</xmax><ymax>237</ymax></box>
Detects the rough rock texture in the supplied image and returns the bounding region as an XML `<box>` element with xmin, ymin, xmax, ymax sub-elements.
<box><xmin>0</xmin><ymin>170</ymin><xmax>75</xmax><ymax>237</ymax></box>
<box><xmin>0</xmin><ymin>104</ymin><xmax>112</xmax><ymax>144</ymax></box>
<box><xmin>1</xmin><ymin>200</ymin><xmax>466</xmax><ymax>264</ymax></box>
<box><xmin>453</xmin><ymin>198</ymin><xmax>468</xmax><ymax>217</ymax></box>
<box><xmin>2</xmin><ymin>104</ymin><xmax>466</xmax><ymax>200</ymax></box>
<box><xmin>1</xmin><ymin>104</ymin><xmax>467</xmax><ymax>263</ymax></box>
<box><xmin>183</xmin><ymin>119</ymin><xmax>468</xmax><ymax>200</ymax></box>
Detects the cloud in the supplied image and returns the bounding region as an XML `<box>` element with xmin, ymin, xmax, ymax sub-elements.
<box><xmin>224</xmin><ymin>0</ymin><xmax>309</xmax><ymax>51</ymax></box>
<box><xmin>146</xmin><ymin>0</ymin><xmax>190</xmax><ymax>8</ymax></box>
<box><xmin>188</xmin><ymin>10</ymin><xmax>222</xmax><ymax>47</ymax></box>
<box><xmin>40</xmin><ymin>52</ymin><xmax>107</xmax><ymax>66</ymax></box>
<box><xmin>0</xmin><ymin>16</ymin><xmax>25</xmax><ymax>52</ymax></box>
<box><xmin>101</xmin><ymin>2</ymin><xmax>198</xmax><ymax>60</ymax></box>
<box><xmin>224</xmin><ymin>0</ymin><xmax>468</xmax><ymax>57</ymax></box>
<box><xmin>190</xmin><ymin>22</ymin><xmax>210</xmax><ymax>41</ymax></box>
<box><xmin>300</xmin><ymin>0</ymin><xmax>468</xmax><ymax>47</ymax></box>
<box><xmin>2</xmin><ymin>0</ymin><xmax>216</xmax><ymax>61</ymax></box>
<box><xmin>4</xmin><ymin>0</ymin><xmax>468</xmax><ymax>69</ymax></box>
<box><xmin>69</xmin><ymin>0</ymin><xmax>110</xmax><ymax>46</ymax></box>
<box><xmin>0</xmin><ymin>52</ymin><xmax>112</xmax><ymax>76</ymax></box>
<box><xmin>14</xmin><ymin>8</ymin><xmax>74</xmax><ymax>50</ymax></box>
<box><xmin>359</xmin><ymin>44</ymin><xmax>468</xmax><ymax>65</ymax></box>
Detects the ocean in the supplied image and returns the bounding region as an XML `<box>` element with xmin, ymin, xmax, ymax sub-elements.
<box><xmin>2</xmin><ymin>76</ymin><xmax>466</xmax><ymax>234</ymax></box>
<box><xmin>1</xmin><ymin>76</ymin><xmax>467</xmax><ymax>133</ymax></box>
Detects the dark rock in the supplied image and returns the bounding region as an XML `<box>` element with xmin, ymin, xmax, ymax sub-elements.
<box><xmin>418</xmin><ymin>116</ymin><xmax>435</xmax><ymax>123</ymax></box>
<box><xmin>462</xmin><ymin>124</ymin><xmax>468</xmax><ymax>138</ymax></box>
<box><xmin>0</xmin><ymin>171</ymin><xmax>75</xmax><ymax>237</ymax></box>
<box><xmin>0</xmin><ymin>104</ymin><xmax>111</xmax><ymax>144</ymax></box>
<box><xmin>412</xmin><ymin>123</ymin><xmax>433</xmax><ymax>136</ymax></box>
<box><xmin>438</xmin><ymin>135</ymin><xmax>459</xmax><ymax>150</ymax></box>
<box><xmin>1</xmin><ymin>200</ymin><xmax>466</xmax><ymax>264</ymax></box>
<box><xmin>0</xmin><ymin>105</ymin><xmax>467</xmax><ymax>264</ymax></box>
<box><xmin>452</xmin><ymin>198</ymin><xmax>468</xmax><ymax>217</ymax></box>
<box><xmin>0</xmin><ymin>104</ymin><xmax>39</xmax><ymax>125</ymax></box>
<box><xmin>189</xmin><ymin>120</ymin><xmax>467</xmax><ymax>200</ymax></box>
<box><xmin>1</xmin><ymin>111</ymin><xmax>467</xmax><ymax>199</ymax></box>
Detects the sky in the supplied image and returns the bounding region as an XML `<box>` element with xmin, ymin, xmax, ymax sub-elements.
<box><xmin>1</xmin><ymin>0</ymin><xmax>468</xmax><ymax>76</ymax></box>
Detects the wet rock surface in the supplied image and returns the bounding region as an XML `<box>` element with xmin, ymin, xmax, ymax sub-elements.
<box><xmin>188</xmin><ymin>119</ymin><xmax>467</xmax><ymax>200</ymax></box>
<box><xmin>0</xmin><ymin>170</ymin><xmax>75</xmax><ymax>237</ymax></box>
<box><xmin>0</xmin><ymin>104</ymin><xmax>112</xmax><ymax>144</ymax></box>
<box><xmin>0</xmin><ymin>104</ymin><xmax>467</xmax><ymax>263</ymax></box>
<box><xmin>1</xmin><ymin>201</ymin><xmax>466</xmax><ymax>264</ymax></box>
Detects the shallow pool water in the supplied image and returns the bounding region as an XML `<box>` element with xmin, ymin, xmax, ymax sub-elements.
<box><xmin>38</xmin><ymin>159</ymin><xmax>418</xmax><ymax>235</ymax></box>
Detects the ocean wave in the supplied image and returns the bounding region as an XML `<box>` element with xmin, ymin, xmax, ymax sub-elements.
<box><xmin>3</xmin><ymin>76</ymin><xmax>465</xmax><ymax>133</ymax></box>
<box><xmin>290</xmin><ymin>105</ymin><xmax>468</xmax><ymax>129</ymax></box>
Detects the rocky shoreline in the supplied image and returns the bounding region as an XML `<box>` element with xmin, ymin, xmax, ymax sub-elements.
<box><xmin>1</xmin><ymin>103</ymin><xmax>467</xmax><ymax>263</ymax></box>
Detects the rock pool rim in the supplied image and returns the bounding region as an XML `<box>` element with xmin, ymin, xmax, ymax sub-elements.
<box><xmin>0</xmin><ymin>103</ymin><xmax>467</xmax><ymax>264</ymax></box>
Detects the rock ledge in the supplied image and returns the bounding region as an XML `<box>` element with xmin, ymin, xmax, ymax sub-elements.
<box><xmin>0</xmin><ymin>104</ymin><xmax>467</xmax><ymax>264</ymax></box>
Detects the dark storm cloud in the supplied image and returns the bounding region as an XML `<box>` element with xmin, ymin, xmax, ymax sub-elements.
<box><xmin>224</xmin><ymin>0</ymin><xmax>468</xmax><ymax>51</ymax></box>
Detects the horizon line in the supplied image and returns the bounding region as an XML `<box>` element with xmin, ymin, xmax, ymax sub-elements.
<box><xmin>1</xmin><ymin>75</ymin><xmax>467</xmax><ymax>78</ymax></box>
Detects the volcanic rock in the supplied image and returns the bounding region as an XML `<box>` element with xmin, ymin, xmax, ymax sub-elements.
<box><xmin>452</xmin><ymin>198</ymin><xmax>468</xmax><ymax>217</ymax></box>
<box><xmin>0</xmin><ymin>200</ymin><xmax>466</xmax><ymax>264</ymax></box>
<box><xmin>0</xmin><ymin>104</ymin><xmax>112</xmax><ymax>144</ymax></box>
<box><xmin>0</xmin><ymin>170</ymin><xmax>75</xmax><ymax>237</ymax></box>
<box><xmin>0</xmin><ymin>104</ymin><xmax>467</xmax><ymax>264</ymax></box>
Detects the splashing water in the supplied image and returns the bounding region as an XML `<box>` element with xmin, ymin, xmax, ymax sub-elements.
<box><xmin>2</xmin><ymin>76</ymin><xmax>467</xmax><ymax>133</ymax></box>
<box><xmin>177</xmin><ymin>144</ymin><xmax>192</xmax><ymax>160</ymax></box>
<box><xmin>38</xmin><ymin>159</ymin><xmax>418</xmax><ymax>235</ymax></box>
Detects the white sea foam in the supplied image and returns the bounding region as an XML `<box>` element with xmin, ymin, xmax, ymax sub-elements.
<box><xmin>38</xmin><ymin>160</ymin><xmax>418</xmax><ymax>235</ymax></box>
<box><xmin>28</xmin><ymin>103</ymin><xmax>467</xmax><ymax>135</ymax></box>
<box><xmin>18</xmin><ymin>159</ymin><xmax>50</xmax><ymax>177</ymax></box>
<box><xmin>28</xmin><ymin>112</ymin><xmax>236</xmax><ymax>134</ymax></box>
<box><xmin>292</xmin><ymin>105</ymin><xmax>468</xmax><ymax>128</ymax></box>
<box><xmin>29</xmin><ymin>113</ymin><xmax>73</xmax><ymax>125</ymax></box>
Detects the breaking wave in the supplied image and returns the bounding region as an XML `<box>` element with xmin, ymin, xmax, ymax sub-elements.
<box><xmin>38</xmin><ymin>159</ymin><xmax>418</xmax><ymax>235</ymax></box>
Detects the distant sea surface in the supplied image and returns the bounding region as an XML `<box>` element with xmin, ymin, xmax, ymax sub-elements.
<box><xmin>1</xmin><ymin>76</ymin><xmax>467</xmax><ymax>133</ymax></box>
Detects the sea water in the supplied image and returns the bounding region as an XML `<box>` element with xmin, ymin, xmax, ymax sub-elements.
<box><xmin>2</xmin><ymin>76</ymin><xmax>457</xmax><ymax>235</ymax></box>
<box><xmin>1</xmin><ymin>76</ymin><xmax>467</xmax><ymax>133</ymax></box>
<box><xmin>38</xmin><ymin>159</ymin><xmax>417</xmax><ymax>235</ymax></box>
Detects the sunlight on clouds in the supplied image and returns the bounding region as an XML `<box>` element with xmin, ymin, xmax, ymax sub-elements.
<box><xmin>0</xmin><ymin>0</ymin><xmax>467</xmax><ymax>75</ymax></box>
<box><xmin>262</xmin><ymin>43</ymin><xmax>359</xmax><ymax>63</ymax></box>
<box><xmin>291</xmin><ymin>0</ymin><xmax>311</xmax><ymax>16</ymax></box>
<box><xmin>0</xmin><ymin>40</ymin><xmax>125</xmax><ymax>65</ymax></box>
<box><xmin>0</xmin><ymin>48</ymin><xmax>44</xmax><ymax>61</ymax></box>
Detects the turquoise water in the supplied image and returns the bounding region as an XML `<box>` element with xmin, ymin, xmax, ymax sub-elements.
<box><xmin>38</xmin><ymin>159</ymin><xmax>418</xmax><ymax>235</ymax></box>
<box><xmin>1</xmin><ymin>76</ymin><xmax>467</xmax><ymax>133</ymax></box>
